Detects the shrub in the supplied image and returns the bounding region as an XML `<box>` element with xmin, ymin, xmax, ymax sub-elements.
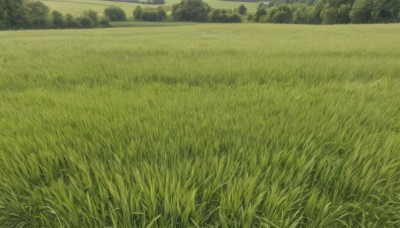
<box><xmin>78</xmin><ymin>16</ymin><xmax>94</xmax><ymax>28</ymax></box>
<box><xmin>208</xmin><ymin>9</ymin><xmax>242</xmax><ymax>23</ymax></box>
<box><xmin>104</xmin><ymin>6</ymin><xmax>126</xmax><ymax>21</ymax></box>
<box><xmin>99</xmin><ymin>16</ymin><xmax>111</xmax><ymax>27</ymax></box>
<box><xmin>134</xmin><ymin>7</ymin><xmax>167</xmax><ymax>21</ymax></box>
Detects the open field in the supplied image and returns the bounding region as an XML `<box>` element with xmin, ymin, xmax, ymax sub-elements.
<box><xmin>0</xmin><ymin>24</ymin><xmax>400</xmax><ymax>227</ymax></box>
<box><xmin>42</xmin><ymin>0</ymin><xmax>259</xmax><ymax>15</ymax></box>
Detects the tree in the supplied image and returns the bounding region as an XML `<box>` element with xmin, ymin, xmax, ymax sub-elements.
<box><xmin>337</xmin><ymin>3</ymin><xmax>351</xmax><ymax>23</ymax></box>
<box><xmin>371</xmin><ymin>0</ymin><xmax>400</xmax><ymax>22</ymax></box>
<box><xmin>78</xmin><ymin>16</ymin><xmax>93</xmax><ymax>28</ymax></box>
<box><xmin>52</xmin><ymin>10</ymin><xmax>64</xmax><ymax>28</ymax></box>
<box><xmin>350</xmin><ymin>0</ymin><xmax>372</xmax><ymax>23</ymax></box>
<box><xmin>104</xmin><ymin>6</ymin><xmax>126</xmax><ymax>21</ymax></box>
<box><xmin>25</xmin><ymin>1</ymin><xmax>50</xmax><ymax>28</ymax></box>
<box><xmin>255</xmin><ymin>6</ymin><xmax>267</xmax><ymax>22</ymax></box>
<box><xmin>157</xmin><ymin>6</ymin><xmax>167</xmax><ymax>20</ymax></box>
<box><xmin>83</xmin><ymin>9</ymin><xmax>99</xmax><ymax>27</ymax></box>
<box><xmin>238</xmin><ymin>5</ymin><xmax>247</xmax><ymax>15</ymax></box>
<box><xmin>133</xmin><ymin>6</ymin><xmax>143</xmax><ymax>20</ymax></box>
<box><xmin>172</xmin><ymin>0</ymin><xmax>211</xmax><ymax>22</ymax></box>
<box><xmin>321</xmin><ymin>6</ymin><xmax>338</xmax><ymax>24</ymax></box>
<box><xmin>208</xmin><ymin>9</ymin><xmax>242</xmax><ymax>23</ymax></box>
<box><xmin>263</xmin><ymin>4</ymin><xmax>292</xmax><ymax>23</ymax></box>
<box><xmin>292</xmin><ymin>6</ymin><xmax>309</xmax><ymax>23</ymax></box>
<box><xmin>65</xmin><ymin>13</ymin><xmax>80</xmax><ymax>28</ymax></box>
<box><xmin>0</xmin><ymin>0</ymin><xmax>26</xmax><ymax>29</ymax></box>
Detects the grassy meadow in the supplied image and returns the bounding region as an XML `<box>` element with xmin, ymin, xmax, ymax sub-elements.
<box><xmin>0</xmin><ymin>24</ymin><xmax>400</xmax><ymax>227</ymax></box>
<box><xmin>42</xmin><ymin>0</ymin><xmax>259</xmax><ymax>15</ymax></box>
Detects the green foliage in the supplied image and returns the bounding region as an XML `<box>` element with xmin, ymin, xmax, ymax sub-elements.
<box><xmin>99</xmin><ymin>16</ymin><xmax>111</xmax><ymax>27</ymax></box>
<box><xmin>78</xmin><ymin>15</ymin><xmax>94</xmax><ymax>28</ymax></box>
<box><xmin>146</xmin><ymin>0</ymin><xmax>166</xmax><ymax>4</ymax></box>
<box><xmin>0</xmin><ymin>0</ymin><xmax>26</xmax><ymax>28</ymax></box>
<box><xmin>292</xmin><ymin>6</ymin><xmax>309</xmax><ymax>23</ymax></box>
<box><xmin>337</xmin><ymin>3</ymin><xmax>351</xmax><ymax>23</ymax></box>
<box><xmin>262</xmin><ymin>3</ymin><xmax>292</xmax><ymax>23</ymax></box>
<box><xmin>254</xmin><ymin>7</ymin><xmax>266</xmax><ymax>22</ymax></box>
<box><xmin>371</xmin><ymin>0</ymin><xmax>400</xmax><ymax>22</ymax></box>
<box><xmin>349</xmin><ymin>0</ymin><xmax>372</xmax><ymax>23</ymax></box>
<box><xmin>104</xmin><ymin>6</ymin><xmax>126</xmax><ymax>22</ymax></box>
<box><xmin>83</xmin><ymin>9</ymin><xmax>99</xmax><ymax>27</ymax></box>
<box><xmin>238</xmin><ymin>4</ymin><xmax>247</xmax><ymax>15</ymax></box>
<box><xmin>208</xmin><ymin>9</ymin><xmax>241</xmax><ymax>23</ymax></box>
<box><xmin>172</xmin><ymin>0</ymin><xmax>211</xmax><ymax>22</ymax></box>
<box><xmin>0</xmin><ymin>24</ymin><xmax>399</xmax><ymax>227</ymax></box>
<box><xmin>134</xmin><ymin>7</ymin><xmax>167</xmax><ymax>21</ymax></box>
<box><xmin>64</xmin><ymin>13</ymin><xmax>80</xmax><ymax>28</ymax></box>
<box><xmin>133</xmin><ymin>6</ymin><xmax>143</xmax><ymax>20</ymax></box>
<box><xmin>51</xmin><ymin>10</ymin><xmax>64</xmax><ymax>28</ymax></box>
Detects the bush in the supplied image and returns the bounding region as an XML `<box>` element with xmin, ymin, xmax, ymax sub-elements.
<box><xmin>99</xmin><ymin>16</ymin><xmax>111</xmax><ymax>27</ymax></box>
<box><xmin>134</xmin><ymin>7</ymin><xmax>167</xmax><ymax>21</ymax></box>
<box><xmin>246</xmin><ymin>14</ymin><xmax>254</xmax><ymax>22</ymax></box>
<box><xmin>52</xmin><ymin>10</ymin><xmax>64</xmax><ymax>28</ymax></box>
<box><xmin>78</xmin><ymin>16</ymin><xmax>94</xmax><ymax>28</ymax></box>
<box><xmin>104</xmin><ymin>6</ymin><xmax>126</xmax><ymax>21</ymax></box>
<box><xmin>141</xmin><ymin>10</ymin><xmax>160</xmax><ymax>21</ymax></box>
<box><xmin>172</xmin><ymin>0</ymin><xmax>211</xmax><ymax>22</ymax></box>
<box><xmin>208</xmin><ymin>9</ymin><xmax>242</xmax><ymax>23</ymax></box>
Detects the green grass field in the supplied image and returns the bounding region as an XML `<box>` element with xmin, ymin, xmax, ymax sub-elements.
<box><xmin>42</xmin><ymin>0</ymin><xmax>259</xmax><ymax>16</ymax></box>
<box><xmin>0</xmin><ymin>24</ymin><xmax>400</xmax><ymax>227</ymax></box>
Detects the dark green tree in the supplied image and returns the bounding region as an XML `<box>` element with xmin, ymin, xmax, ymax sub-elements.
<box><xmin>25</xmin><ymin>1</ymin><xmax>50</xmax><ymax>28</ymax></box>
<box><xmin>0</xmin><ymin>0</ymin><xmax>26</xmax><ymax>28</ymax></box>
<box><xmin>238</xmin><ymin>4</ymin><xmax>247</xmax><ymax>15</ymax></box>
<box><xmin>65</xmin><ymin>13</ymin><xmax>80</xmax><ymax>28</ymax></box>
<box><xmin>350</xmin><ymin>0</ymin><xmax>372</xmax><ymax>23</ymax></box>
<box><xmin>172</xmin><ymin>0</ymin><xmax>211</xmax><ymax>22</ymax></box>
<box><xmin>254</xmin><ymin>7</ymin><xmax>267</xmax><ymax>22</ymax></box>
<box><xmin>104</xmin><ymin>6</ymin><xmax>126</xmax><ymax>21</ymax></box>
<box><xmin>264</xmin><ymin>3</ymin><xmax>292</xmax><ymax>23</ymax></box>
<box><xmin>83</xmin><ymin>9</ymin><xmax>98</xmax><ymax>26</ymax></box>
<box><xmin>51</xmin><ymin>10</ymin><xmax>64</xmax><ymax>28</ymax></box>
<box><xmin>78</xmin><ymin>16</ymin><xmax>93</xmax><ymax>28</ymax></box>
<box><xmin>133</xmin><ymin>6</ymin><xmax>143</xmax><ymax>20</ymax></box>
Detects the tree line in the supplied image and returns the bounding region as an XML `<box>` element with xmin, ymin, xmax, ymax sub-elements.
<box><xmin>254</xmin><ymin>0</ymin><xmax>400</xmax><ymax>24</ymax></box>
<box><xmin>1</xmin><ymin>0</ymin><xmax>399</xmax><ymax>30</ymax></box>
<box><xmin>0</xmin><ymin>0</ymin><xmax>110</xmax><ymax>29</ymax></box>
